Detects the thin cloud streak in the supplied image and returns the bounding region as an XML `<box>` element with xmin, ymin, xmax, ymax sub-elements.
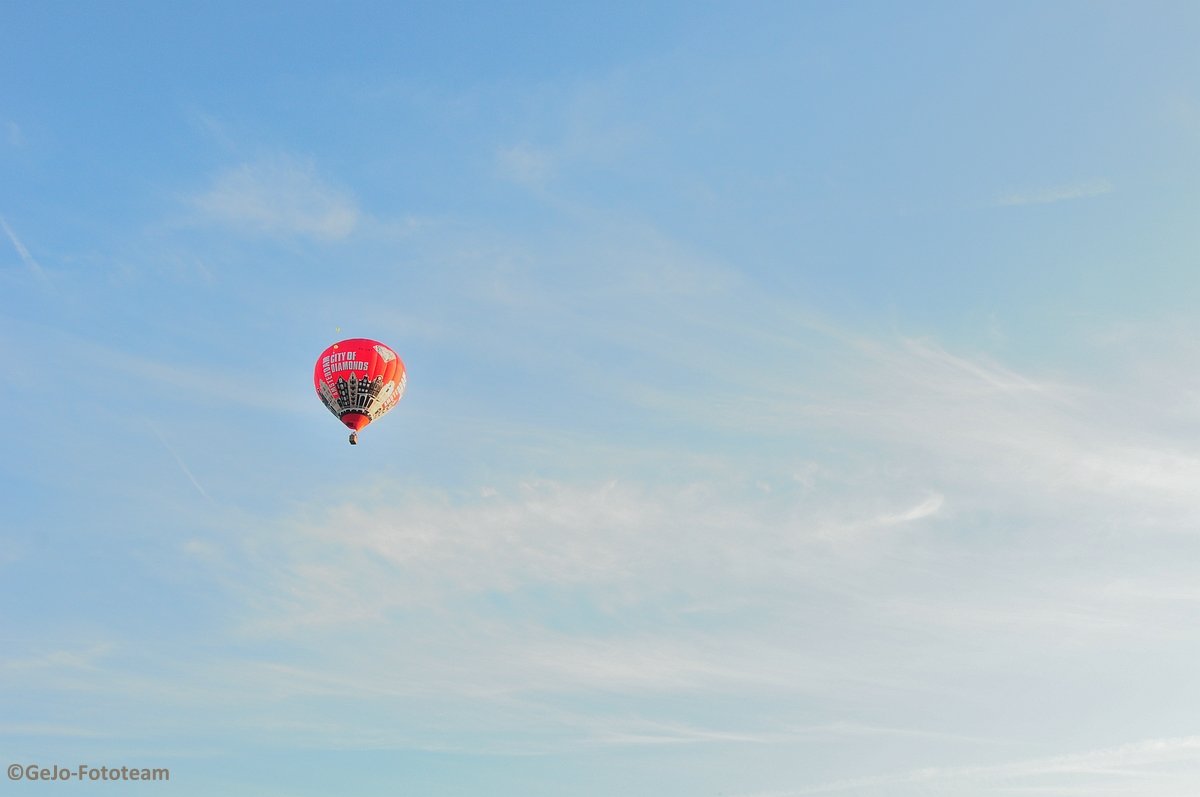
<box><xmin>149</xmin><ymin>423</ymin><xmax>213</xmax><ymax>502</ymax></box>
<box><xmin>0</xmin><ymin>317</ymin><xmax>310</xmax><ymax>415</ymax></box>
<box><xmin>0</xmin><ymin>215</ymin><xmax>49</xmax><ymax>283</ymax></box>
<box><xmin>748</xmin><ymin>735</ymin><xmax>1200</xmax><ymax>796</ymax></box>
<box><xmin>0</xmin><ymin>724</ymin><xmax>103</xmax><ymax>738</ymax></box>
<box><xmin>585</xmin><ymin>719</ymin><xmax>996</xmax><ymax>748</ymax></box>
<box><xmin>994</xmin><ymin>178</ymin><xmax>1114</xmax><ymax>207</ymax></box>
<box><xmin>190</xmin><ymin>156</ymin><xmax>360</xmax><ymax>240</ymax></box>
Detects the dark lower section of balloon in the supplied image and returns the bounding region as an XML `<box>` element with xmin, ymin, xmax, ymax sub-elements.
<box><xmin>338</xmin><ymin>412</ymin><xmax>371</xmax><ymax>431</ymax></box>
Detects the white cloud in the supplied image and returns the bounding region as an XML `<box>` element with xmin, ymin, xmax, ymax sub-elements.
<box><xmin>588</xmin><ymin>719</ymin><xmax>993</xmax><ymax>748</ymax></box>
<box><xmin>0</xmin><ymin>724</ymin><xmax>103</xmax><ymax>738</ymax></box>
<box><xmin>0</xmin><ymin>215</ymin><xmax>48</xmax><ymax>283</ymax></box>
<box><xmin>102</xmin><ymin>474</ymin><xmax>941</xmax><ymax>737</ymax></box>
<box><xmin>122</xmin><ymin>311</ymin><xmax>1200</xmax><ymax>750</ymax></box>
<box><xmin>5</xmin><ymin>121</ymin><xmax>23</xmax><ymax>147</ymax></box>
<box><xmin>190</xmin><ymin>156</ymin><xmax>359</xmax><ymax>240</ymax></box>
<box><xmin>3</xmin><ymin>643</ymin><xmax>116</xmax><ymax>673</ymax></box>
<box><xmin>995</xmin><ymin>178</ymin><xmax>1114</xmax><ymax>207</ymax></box>
<box><xmin>874</xmin><ymin>492</ymin><xmax>944</xmax><ymax>526</ymax></box>
<box><xmin>0</xmin><ymin>318</ymin><xmax>310</xmax><ymax>416</ymax></box>
<box><xmin>149</xmin><ymin>423</ymin><xmax>212</xmax><ymax>502</ymax></box>
<box><xmin>755</xmin><ymin>735</ymin><xmax>1200</xmax><ymax>796</ymax></box>
<box><xmin>13</xmin><ymin>264</ymin><xmax>1200</xmax><ymax>772</ymax></box>
<box><xmin>496</xmin><ymin>143</ymin><xmax>555</xmax><ymax>186</ymax></box>
<box><xmin>607</xmin><ymin>311</ymin><xmax>1200</xmax><ymax>522</ymax></box>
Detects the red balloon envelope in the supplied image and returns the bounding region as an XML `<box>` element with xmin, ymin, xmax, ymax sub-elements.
<box><xmin>313</xmin><ymin>338</ymin><xmax>406</xmax><ymax>442</ymax></box>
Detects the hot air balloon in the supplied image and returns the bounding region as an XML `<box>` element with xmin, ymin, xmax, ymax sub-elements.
<box><xmin>313</xmin><ymin>338</ymin><xmax>406</xmax><ymax>444</ymax></box>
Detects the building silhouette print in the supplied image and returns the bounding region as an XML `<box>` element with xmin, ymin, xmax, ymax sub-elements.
<box><xmin>334</xmin><ymin>375</ymin><xmax>396</xmax><ymax>420</ymax></box>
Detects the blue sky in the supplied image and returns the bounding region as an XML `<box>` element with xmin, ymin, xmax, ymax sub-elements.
<box><xmin>6</xmin><ymin>2</ymin><xmax>1200</xmax><ymax>795</ymax></box>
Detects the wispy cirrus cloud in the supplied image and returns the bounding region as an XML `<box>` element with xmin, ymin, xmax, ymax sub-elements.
<box><xmin>1</xmin><ymin>215</ymin><xmax>49</xmax><ymax>283</ymax></box>
<box><xmin>0</xmin><ymin>724</ymin><xmax>104</xmax><ymax>738</ymax></box>
<box><xmin>5</xmin><ymin>121</ymin><xmax>23</xmax><ymax>147</ymax></box>
<box><xmin>747</xmin><ymin>735</ymin><xmax>1200</xmax><ymax>796</ymax></box>
<box><xmin>994</xmin><ymin>177</ymin><xmax>1114</xmax><ymax>206</ymax></box>
<box><xmin>587</xmin><ymin>718</ymin><xmax>993</xmax><ymax>748</ymax></box>
<box><xmin>0</xmin><ymin>317</ymin><xmax>310</xmax><ymax>416</ymax></box>
<box><xmin>11</xmin><ymin>235</ymin><xmax>1200</xmax><ymax>770</ymax></box>
<box><xmin>496</xmin><ymin>143</ymin><xmax>556</xmax><ymax>186</ymax></box>
<box><xmin>149</xmin><ymin>422</ymin><xmax>212</xmax><ymax>502</ymax></box>
<box><xmin>2</xmin><ymin>643</ymin><xmax>117</xmax><ymax>678</ymax></box>
<box><xmin>189</xmin><ymin>155</ymin><xmax>359</xmax><ymax>240</ymax></box>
